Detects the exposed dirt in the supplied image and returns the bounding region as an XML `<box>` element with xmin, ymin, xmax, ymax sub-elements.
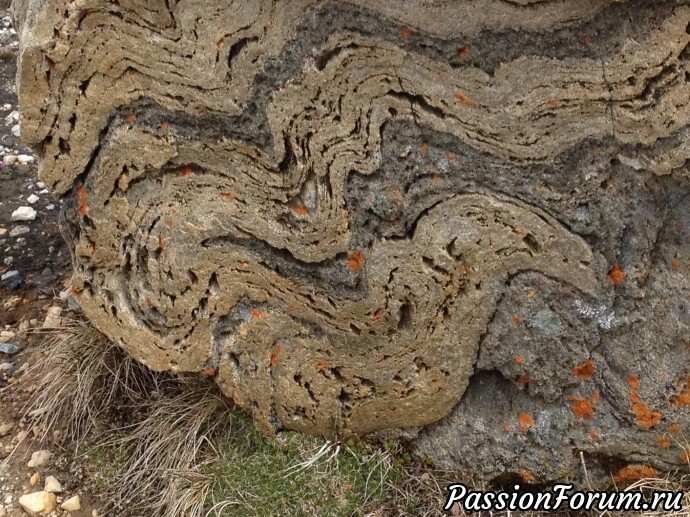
<box><xmin>0</xmin><ymin>9</ymin><xmax>101</xmax><ymax>516</ymax></box>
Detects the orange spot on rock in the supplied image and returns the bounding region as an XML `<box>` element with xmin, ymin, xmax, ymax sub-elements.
<box><xmin>181</xmin><ymin>166</ymin><xmax>194</xmax><ymax>177</ymax></box>
<box><xmin>628</xmin><ymin>375</ymin><xmax>641</xmax><ymax>390</ymax></box>
<box><xmin>76</xmin><ymin>185</ymin><xmax>88</xmax><ymax>217</ymax></box>
<box><xmin>583</xmin><ymin>34</ymin><xmax>592</xmax><ymax>45</ymax></box>
<box><xmin>197</xmin><ymin>107</ymin><xmax>208</xmax><ymax>116</ymax></box>
<box><xmin>145</xmin><ymin>297</ymin><xmax>154</xmax><ymax>308</ymax></box>
<box><xmin>420</xmin><ymin>142</ymin><xmax>428</xmax><ymax>158</ymax></box>
<box><xmin>203</xmin><ymin>368</ymin><xmax>217</xmax><ymax>377</ymax></box>
<box><xmin>270</xmin><ymin>343</ymin><xmax>281</xmax><ymax>366</ymax></box>
<box><xmin>656</xmin><ymin>436</ymin><xmax>671</xmax><ymax>448</ymax></box>
<box><xmin>546</xmin><ymin>99</ymin><xmax>561</xmax><ymax>108</ymax></box>
<box><xmin>293</xmin><ymin>204</ymin><xmax>309</xmax><ymax>216</ymax></box>
<box><xmin>71</xmin><ymin>286</ymin><xmax>83</xmax><ymax>297</ymax></box>
<box><xmin>346</xmin><ymin>250</ymin><xmax>365</xmax><ymax>272</ymax></box>
<box><xmin>458</xmin><ymin>45</ymin><xmax>469</xmax><ymax>57</ymax></box>
<box><xmin>159</xmin><ymin>120</ymin><xmax>169</xmax><ymax>130</ymax></box>
<box><xmin>517</xmin><ymin>375</ymin><xmax>530</xmax><ymax>388</ymax></box>
<box><xmin>669</xmin><ymin>423</ymin><xmax>681</xmax><ymax>434</ymax></box>
<box><xmin>514</xmin><ymin>355</ymin><xmax>524</xmax><ymax>364</ymax></box>
<box><xmin>315</xmin><ymin>360</ymin><xmax>330</xmax><ymax>372</ymax></box>
<box><xmin>613</xmin><ymin>465</ymin><xmax>659</xmax><ymax>484</ymax></box>
<box><xmin>126</xmin><ymin>113</ymin><xmax>137</xmax><ymax>123</ymax></box>
<box><xmin>671</xmin><ymin>259</ymin><xmax>680</xmax><ymax>271</ymax></box>
<box><xmin>47</xmin><ymin>58</ymin><xmax>57</xmax><ymax>71</ymax></box>
<box><xmin>569</xmin><ymin>396</ymin><xmax>594</xmax><ymax>420</ymax></box>
<box><xmin>454</xmin><ymin>91</ymin><xmax>475</xmax><ymax>106</ymax></box>
<box><xmin>518</xmin><ymin>412</ymin><xmax>534</xmax><ymax>432</ymax></box>
<box><xmin>445</xmin><ymin>152</ymin><xmax>459</xmax><ymax>165</ymax></box>
<box><xmin>632</xmin><ymin>402</ymin><xmax>661</xmax><ymax>429</ymax></box>
<box><xmin>681</xmin><ymin>451</ymin><xmax>690</xmax><ymax>464</ymax></box>
<box><xmin>519</xmin><ymin>470</ymin><xmax>535</xmax><ymax>483</ymax></box>
<box><xmin>158</xmin><ymin>234</ymin><xmax>165</xmax><ymax>252</ymax></box>
<box><xmin>674</xmin><ymin>377</ymin><xmax>690</xmax><ymax>409</ymax></box>
<box><xmin>512</xmin><ymin>315</ymin><xmax>522</xmax><ymax>325</ymax></box>
<box><xmin>250</xmin><ymin>308</ymin><xmax>264</xmax><ymax>320</ymax></box>
<box><xmin>589</xmin><ymin>428</ymin><xmax>599</xmax><ymax>440</ymax></box>
<box><xmin>371</xmin><ymin>309</ymin><xmax>383</xmax><ymax>321</ymax></box>
<box><xmin>572</xmin><ymin>359</ymin><xmax>596</xmax><ymax>381</ymax></box>
<box><xmin>503</xmin><ymin>422</ymin><xmax>511</xmax><ymax>433</ymax></box>
<box><xmin>400</xmin><ymin>27</ymin><xmax>413</xmax><ymax>38</ymax></box>
<box><xmin>219</xmin><ymin>192</ymin><xmax>236</xmax><ymax>201</ymax></box>
<box><xmin>591</xmin><ymin>391</ymin><xmax>600</xmax><ymax>404</ymax></box>
<box><xmin>607</xmin><ymin>266</ymin><xmax>626</xmax><ymax>285</ymax></box>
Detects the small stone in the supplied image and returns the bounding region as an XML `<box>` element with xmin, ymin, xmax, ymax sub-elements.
<box><xmin>18</xmin><ymin>491</ymin><xmax>56</xmax><ymax>516</ymax></box>
<box><xmin>43</xmin><ymin>307</ymin><xmax>62</xmax><ymax>328</ymax></box>
<box><xmin>17</xmin><ymin>155</ymin><xmax>35</xmax><ymax>165</ymax></box>
<box><xmin>3</xmin><ymin>256</ymin><xmax>13</xmax><ymax>266</ymax></box>
<box><xmin>45</xmin><ymin>204</ymin><xmax>55</xmax><ymax>210</ymax></box>
<box><xmin>1</xmin><ymin>273</ymin><xmax>22</xmax><ymax>290</ymax></box>
<box><xmin>27</xmin><ymin>450</ymin><xmax>52</xmax><ymax>468</ymax></box>
<box><xmin>11</xmin><ymin>124</ymin><xmax>19</xmax><ymax>137</ymax></box>
<box><xmin>43</xmin><ymin>476</ymin><xmax>61</xmax><ymax>493</ymax></box>
<box><xmin>92</xmin><ymin>510</ymin><xmax>99</xmax><ymax>517</ymax></box>
<box><xmin>9</xmin><ymin>225</ymin><xmax>29</xmax><ymax>237</ymax></box>
<box><xmin>60</xmin><ymin>495</ymin><xmax>81</xmax><ymax>512</ymax></box>
<box><xmin>11</xmin><ymin>206</ymin><xmax>36</xmax><ymax>221</ymax></box>
<box><xmin>26</xmin><ymin>194</ymin><xmax>39</xmax><ymax>204</ymax></box>
<box><xmin>29</xmin><ymin>472</ymin><xmax>39</xmax><ymax>486</ymax></box>
<box><xmin>0</xmin><ymin>504</ymin><xmax>5</xmax><ymax>516</ymax></box>
<box><xmin>0</xmin><ymin>362</ymin><xmax>13</xmax><ymax>371</ymax></box>
<box><xmin>0</xmin><ymin>228</ymin><xmax>5</xmax><ymax>236</ymax></box>
<box><xmin>2</xmin><ymin>155</ymin><xmax>15</xmax><ymax>165</ymax></box>
<box><xmin>1</xmin><ymin>270</ymin><xmax>18</xmax><ymax>281</ymax></box>
<box><xmin>0</xmin><ymin>343</ymin><xmax>20</xmax><ymax>355</ymax></box>
<box><xmin>36</xmin><ymin>181</ymin><xmax>45</xmax><ymax>189</ymax></box>
<box><xmin>0</xmin><ymin>423</ymin><xmax>14</xmax><ymax>436</ymax></box>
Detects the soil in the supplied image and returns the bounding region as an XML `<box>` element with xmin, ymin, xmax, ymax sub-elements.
<box><xmin>0</xmin><ymin>8</ymin><xmax>101</xmax><ymax>517</ymax></box>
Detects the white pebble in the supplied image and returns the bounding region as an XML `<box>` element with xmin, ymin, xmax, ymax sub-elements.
<box><xmin>11</xmin><ymin>124</ymin><xmax>19</xmax><ymax>137</ymax></box>
<box><xmin>11</xmin><ymin>206</ymin><xmax>36</xmax><ymax>221</ymax></box>
<box><xmin>26</xmin><ymin>194</ymin><xmax>39</xmax><ymax>204</ymax></box>
<box><xmin>17</xmin><ymin>154</ymin><xmax>35</xmax><ymax>165</ymax></box>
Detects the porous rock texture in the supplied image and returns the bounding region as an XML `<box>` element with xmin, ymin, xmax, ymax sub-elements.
<box><xmin>13</xmin><ymin>0</ymin><xmax>690</xmax><ymax>484</ymax></box>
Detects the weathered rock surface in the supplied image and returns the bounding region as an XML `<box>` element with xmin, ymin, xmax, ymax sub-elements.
<box><xmin>13</xmin><ymin>0</ymin><xmax>690</xmax><ymax>483</ymax></box>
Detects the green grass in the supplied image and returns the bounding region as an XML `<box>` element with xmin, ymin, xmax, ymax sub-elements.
<box><xmin>206</xmin><ymin>412</ymin><xmax>401</xmax><ymax>517</ymax></box>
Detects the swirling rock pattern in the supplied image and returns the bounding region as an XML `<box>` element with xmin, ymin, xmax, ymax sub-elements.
<box><xmin>14</xmin><ymin>0</ymin><xmax>690</xmax><ymax>482</ymax></box>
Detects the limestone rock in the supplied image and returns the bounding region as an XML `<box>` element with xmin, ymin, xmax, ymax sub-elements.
<box><xmin>60</xmin><ymin>495</ymin><xmax>81</xmax><ymax>512</ymax></box>
<box><xmin>18</xmin><ymin>491</ymin><xmax>56</xmax><ymax>516</ymax></box>
<box><xmin>27</xmin><ymin>450</ymin><xmax>51</xmax><ymax>468</ymax></box>
<box><xmin>13</xmin><ymin>0</ymin><xmax>690</xmax><ymax>485</ymax></box>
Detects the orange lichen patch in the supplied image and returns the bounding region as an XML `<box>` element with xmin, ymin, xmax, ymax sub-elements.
<box><xmin>568</xmin><ymin>396</ymin><xmax>594</xmax><ymax>420</ymax></box>
<box><xmin>445</xmin><ymin>152</ymin><xmax>459</xmax><ymax>165</ymax></box>
<box><xmin>454</xmin><ymin>91</ymin><xmax>475</xmax><ymax>106</ymax></box>
<box><xmin>514</xmin><ymin>355</ymin><xmax>524</xmax><ymax>364</ymax></box>
<box><xmin>517</xmin><ymin>375</ymin><xmax>530</xmax><ymax>388</ymax></box>
<box><xmin>371</xmin><ymin>309</ymin><xmax>383</xmax><ymax>321</ymax></box>
<box><xmin>346</xmin><ymin>250</ymin><xmax>365</xmax><ymax>272</ymax></box>
<box><xmin>219</xmin><ymin>192</ymin><xmax>236</xmax><ymax>201</ymax></box>
<box><xmin>270</xmin><ymin>343</ymin><xmax>282</xmax><ymax>366</ymax></box>
<box><xmin>159</xmin><ymin>120</ymin><xmax>169</xmax><ymax>130</ymax></box>
<box><xmin>503</xmin><ymin>422</ymin><xmax>511</xmax><ymax>433</ymax></box>
<box><xmin>420</xmin><ymin>142</ymin><xmax>428</xmax><ymax>158</ymax></box>
<box><xmin>632</xmin><ymin>402</ymin><xmax>661</xmax><ymax>429</ymax></box>
<box><xmin>399</xmin><ymin>27</ymin><xmax>413</xmax><ymax>38</ymax></box>
<box><xmin>656</xmin><ymin>435</ymin><xmax>671</xmax><ymax>448</ymax></box>
<box><xmin>671</xmin><ymin>259</ymin><xmax>680</xmax><ymax>271</ymax></box>
<box><xmin>591</xmin><ymin>391</ymin><xmax>601</xmax><ymax>403</ymax></box>
<box><xmin>628</xmin><ymin>375</ymin><xmax>641</xmax><ymax>390</ymax></box>
<box><xmin>180</xmin><ymin>166</ymin><xmax>194</xmax><ymax>177</ymax></box>
<box><xmin>158</xmin><ymin>234</ymin><xmax>165</xmax><ymax>252</ymax></box>
<box><xmin>589</xmin><ymin>428</ymin><xmax>599</xmax><ymax>440</ymax></box>
<box><xmin>458</xmin><ymin>45</ymin><xmax>469</xmax><ymax>57</ymax></box>
<box><xmin>613</xmin><ymin>465</ymin><xmax>659</xmax><ymax>484</ymax></box>
<box><xmin>518</xmin><ymin>412</ymin><xmax>534</xmax><ymax>432</ymax></box>
<box><xmin>197</xmin><ymin>107</ymin><xmax>208</xmax><ymax>116</ymax></box>
<box><xmin>512</xmin><ymin>314</ymin><xmax>522</xmax><ymax>325</ymax></box>
<box><xmin>669</xmin><ymin>423</ymin><xmax>681</xmax><ymax>434</ymax></box>
<box><xmin>250</xmin><ymin>308</ymin><xmax>264</xmax><ymax>320</ymax></box>
<box><xmin>572</xmin><ymin>359</ymin><xmax>596</xmax><ymax>381</ymax></box>
<box><xmin>71</xmin><ymin>286</ymin><xmax>83</xmax><ymax>297</ymax></box>
<box><xmin>76</xmin><ymin>185</ymin><xmax>88</xmax><ymax>217</ymax></box>
<box><xmin>293</xmin><ymin>204</ymin><xmax>309</xmax><ymax>216</ymax></box>
<box><xmin>607</xmin><ymin>266</ymin><xmax>626</xmax><ymax>285</ymax></box>
<box><xmin>519</xmin><ymin>470</ymin><xmax>535</xmax><ymax>483</ymax></box>
<box><xmin>126</xmin><ymin>113</ymin><xmax>137</xmax><ymax>123</ymax></box>
<box><xmin>145</xmin><ymin>297</ymin><xmax>154</xmax><ymax>308</ymax></box>
<box><xmin>583</xmin><ymin>34</ymin><xmax>592</xmax><ymax>45</ymax></box>
<box><xmin>546</xmin><ymin>99</ymin><xmax>561</xmax><ymax>108</ymax></box>
<box><xmin>202</xmin><ymin>368</ymin><xmax>217</xmax><ymax>377</ymax></box>
<box><xmin>673</xmin><ymin>377</ymin><xmax>690</xmax><ymax>409</ymax></box>
<box><xmin>315</xmin><ymin>360</ymin><xmax>330</xmax><ymax>372</ymax></box>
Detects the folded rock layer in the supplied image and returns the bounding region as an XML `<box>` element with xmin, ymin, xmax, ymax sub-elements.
<box><xmin>14</xmin><ymin>0</ymin><xmax>690</xmax><ymax>483</ymax></box>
